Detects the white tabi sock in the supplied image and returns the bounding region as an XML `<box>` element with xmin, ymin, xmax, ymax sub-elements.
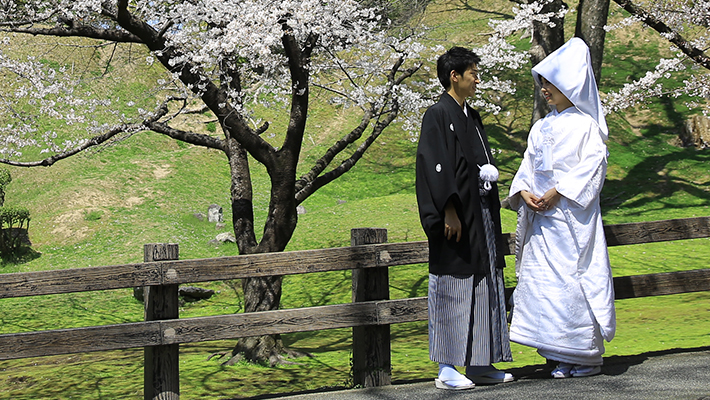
<box><xmin>438</xmin><ymin>364</ymin><xmax>467</xmax><ymax>381</ymax></box>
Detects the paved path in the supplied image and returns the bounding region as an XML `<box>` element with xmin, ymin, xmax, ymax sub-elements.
<box><xmin>263</xmin><ymin>348</ymin><xmax>710</xmax><ymax>400</ymax></box>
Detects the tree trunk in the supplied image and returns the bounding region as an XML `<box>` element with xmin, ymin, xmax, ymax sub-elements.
<box><xmin>529</xmin><ymin>0</ymin><xmax>568</xmax><ymax>127</ymax></box>
<box><xmin>226</xmin><ymin>137</ymin><xmax>257</xmax><ymax>252</ymax></box>
<box><xmin>575</xmin><ymin>0</ymin><xmax>610</xmax><ymax>86</ymax></box>
<box><xmin>224</xmin><ymin>134</ymin><xmax>301</xmax><ymax>365</ymax></box>
<box><xmin>233</xmin><ymin>275</ymin><xmax>287</xmax><ymax>365</ymax></box>
<box><xmin>219</xmin><ymin>19</ymin><xmax>307</xmax><ymax>363</ymax></box>
<box><xmin>229</xmin><ymin>214</ymin><xmax>299</xmax><ymax>365</ymax></box>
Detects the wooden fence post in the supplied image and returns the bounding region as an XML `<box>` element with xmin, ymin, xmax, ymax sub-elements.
<box><xmin>144</xmin><ymin>243</ymin><xmax>180</xmax><ymax>400</ymax></box>
<box><xmin>351</xmin><ymin>228</ymin><xmax>391</xmax><ymax>387</ymax></box>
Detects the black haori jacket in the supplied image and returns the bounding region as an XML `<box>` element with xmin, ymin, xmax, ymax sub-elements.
<box><xmin>416</xmin><ymin>93</ymin><xmax>506</xmax><ymax>276</ymax></box>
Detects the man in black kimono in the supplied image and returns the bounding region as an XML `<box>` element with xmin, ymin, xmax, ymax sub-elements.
<box><xmin>416</xmin><ymin>47</ymin><xmax>513</xmax><ymax>390</ymax></box>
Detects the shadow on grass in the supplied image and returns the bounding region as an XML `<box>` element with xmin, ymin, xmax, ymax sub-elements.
<box><xmin>439</xmin><ymin>0</ymin><xmax>512</xmax><ymax>18</ymax></box>
<box><xmin>602</xmin><ymin>146</ymin><xmax>710</xmax><ymax>214</ymax></box>
<box><xmin>0</xmin><ymin>246</ymin><xmax>41</xmax><ymax>268</ymax></box>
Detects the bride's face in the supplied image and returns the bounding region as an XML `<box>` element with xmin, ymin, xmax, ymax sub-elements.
<box><xmin>540</xmin><ymin>76</ymin><xmax>573</xmax><ymax>112</ymax></box>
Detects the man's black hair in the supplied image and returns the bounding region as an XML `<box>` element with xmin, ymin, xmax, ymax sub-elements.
<box><xmin>437</xmin><ymin>47</ymin><xmax>481</xmax><ymax>89</ymax></box>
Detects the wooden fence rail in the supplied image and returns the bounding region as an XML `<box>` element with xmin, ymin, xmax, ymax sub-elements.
<box><xmin>1</xmin><ymin>216</ymin><xmax>709</xmax><ymax>399</ymax></box>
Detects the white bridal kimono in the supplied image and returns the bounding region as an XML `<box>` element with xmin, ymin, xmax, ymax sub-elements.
<box><xmin>509</xmin><ymin>36</ymin><xmax>616</xmax><ymax>366</ymax></box>
<box><xmin>508</xmin><ymin>106</ymin><xmax>616</xmax><ymax>365</ymax></box>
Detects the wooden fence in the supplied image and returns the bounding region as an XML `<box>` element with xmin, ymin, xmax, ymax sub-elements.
<box><xmin>1</xmin><ymin>217</ymin><xmax>709</xmax><ymax>399</ymax></box>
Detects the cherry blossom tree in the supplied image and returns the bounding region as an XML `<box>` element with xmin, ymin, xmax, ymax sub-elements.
<box><xmin>605</xmin><ymin>0</ymin><xmax>710</xmax><ymax>113</ymax></box>
<box><xmin>0</xmin><ymin>0</ymin><xmax>443</xmax><ymax>365</ymax></box>
<box><xmin>1</xmin><ymin>0</ymin><xmax>707</xmax><ymax>366</ymax></box>
<box><xmin>475</xmin><ymin>0</ymin><xmax>709</xmax><ymax>127</ymax></box>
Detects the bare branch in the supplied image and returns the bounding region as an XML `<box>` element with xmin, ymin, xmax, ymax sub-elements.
<box><xmin>294</xmin><ymin>55</ymin><xmax>419</xmax><ymax>202</ymax></box>
<box><xmin>146</xmin><ymin>121</ymin><xmax>225</xmax><ymax>150</ymax></box>
<box><xmin>2</xmin><ymin>24</ymin><xmax>142</xmax><ymax>43</ymax></box>
<box><xmin>312</xmin><ymin>83</ymin><xmax>362</xmax><ymax>107</ymax></box>
<box><xmin>0</xmin><ymin>122</ymin><xmax>146</xmax><ymax>167</ymax></box>
<box><xmin>294</xmin><ymin>110</ymin><xmax>372</xmax><ymax>195</ymax></box>
<box><xmin>324</xmin><ymin>46</ymin><xmax>360</xmax><ymax>89</ymax></box>
<box><xmin>147</xmin><ymin>97</ymin><xmax>220</xmax><ymax>148</ymax></box>
<box><xmin>295</xmin><ymin>107</ymin><xmax>398</xmax><ymax>204</ymax></box>
<box><xmin>102</xmin><ymin>42</ymin><xmax>119</xmax><ymax>76</ymax></box>
<box><xmin>396</xmin><ymin>64</ymin><xmax>422</xmax><ymax>85</ymax></box>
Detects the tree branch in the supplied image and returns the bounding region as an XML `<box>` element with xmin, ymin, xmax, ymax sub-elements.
<box><xmin>0</xmin><ymin>121</ymin><xmax>150</xmax><ymax>168</ymax></box>
<box><xmin>111</xmin><ymin>0</ymin><xmax>273</xmax><ymax>165</ymax></box>
<box><xmin>324</xmin><ymin>46</ymin><xmax>360</xmax><ymax>89</ymax></box>
<box><xmin>0</xmin><ymin>96</ymin><xmax>220</xmax><ymax>167</ymax></box>
<box><xmin>146</xmin><ymin>122</ymin><xmax>225</xmax><ymax>150</ymax></box>
<box><xmin>294</xmin><ymin>110</ymin><xmax>372</xmax><ymax>195</ymax></box>
<box><xmin>2</xmin><ymin>23</ymin><xmax>142</xmax><ymax>43</ymax></box>
<box><xmin>294</xmin><ymin>56</ymin><xmax>419</xmax><ymax>202</ymax></box>
<box><xmin>219</xmin><ymin>57</ymin><xmax>243</xmax><ymax>104</ymax></box>
<box><xmin>277</xmin><ymin>17</ymin><xmax>315</xmax><ymax>169</ymax></box>
<box><xmin>311</xmin><ymin>83</ymin><xmax>353</xmax><ymax>102</ymax></box>
<box><xmin>614</xmin><ymin>0</ymin><xmax>710</xmax><ymax>70</ymax></box>
<box><xmin>295</xmin><ymin>108</ymin><xmax>398</xmax><ymax>204</ymax></box>
<box><xmin>142</xmin><ymin>96</ymin><xmax>224</xmax><ymax>149</ymax></box>
<box><xmin>3</xmin><ymin>1</ymin><xmax>275</xmax><ymax>167</ymax></box>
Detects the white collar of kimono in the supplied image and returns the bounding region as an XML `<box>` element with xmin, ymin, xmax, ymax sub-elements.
<box><xmin>445</xmin><ymin>92</ymin><xmax>469</xmax><ymax>117</ymax></box>
<box><xmin>532</xmin><ymin>37</ymin><xmax>609</xmax><ymax>142</ymax></box>
<box><xmin>443</xmin><ymin>92</ymin><xmax>498</xmax><ymax>188</ymax></box>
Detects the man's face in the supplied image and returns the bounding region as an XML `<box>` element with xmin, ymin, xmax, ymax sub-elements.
<box><xmin>452</xmin><ymin>65</ymin><xmax>480</xmax><ymax>98</ymax></box>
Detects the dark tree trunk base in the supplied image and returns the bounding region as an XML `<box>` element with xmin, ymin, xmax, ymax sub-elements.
<box><xmin>207</xmin><ymin>335</ymin><xmax>312</xmax><ymax>367</ymax></box>
<box><xmin>229</xmin><ymin>334</ymin><xmax>312</xmax><ymax>366</ymax></box>
<box><xmin>217</xmin><ymin>276</ymin><xmax>314</xmax><ymax>366</ymax></box>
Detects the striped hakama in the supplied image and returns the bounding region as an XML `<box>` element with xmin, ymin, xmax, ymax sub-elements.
<box><xmin>428</xmin><ymin>195</ymin><xmax>513</xmax><ymax>366</ymax></box>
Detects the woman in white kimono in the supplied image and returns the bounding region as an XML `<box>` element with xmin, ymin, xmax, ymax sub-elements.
<box><xmin>508</xmin><ymin>37</ymin><xmax>616</xmax><ymax>378</ymax></box>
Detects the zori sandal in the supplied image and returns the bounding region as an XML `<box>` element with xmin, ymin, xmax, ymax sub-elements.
<box><xmin>434</xmin><ymin>378</ymin><xmax>475</xmax><ymax>390</ymax></box>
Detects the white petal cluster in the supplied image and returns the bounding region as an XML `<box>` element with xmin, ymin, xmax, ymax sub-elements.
<box><xmin>602</xmin><ymin>0</ymin><xmax>709</xmax><ymax>113</ymax></box>
<box><xmin>0</xmin><ymin>42</ymin><xmax>142</xmax><ymax>156</ymax></box>
<box><xmin>0</xmin><ymin>0</ymin><xmax>445</xmax><ymax>155</ymax></box>
<box><xmin>464</xmin><ymin>0</ymin><xmax>567</xmax><ymax>118</ymax></box>
<box><xmin>0</xmin><ymin>0</ymin><xmax>54</xmax><ymax>21</ymax></box>
<box><xmin>0</xmin><ymin>0</ymin><xmax>707</xmax><ymax>158</ymax></box>
<box><xmin>604</xmin><ymin>57</ymin><xmax>687</xmax><ymax>112</ymax></box>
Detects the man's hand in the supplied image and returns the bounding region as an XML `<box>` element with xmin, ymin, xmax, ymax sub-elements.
<box><xmin>444</xmin><ymin>201</ymin><xmax>462</xmax><ymax>242</ymax></box>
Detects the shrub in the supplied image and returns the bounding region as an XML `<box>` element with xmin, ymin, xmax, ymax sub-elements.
<box><xmin>0</xmin><ymin>168</ymin><xmax>31</xmax><ymax>256</ymax></box>
<box><xmin>0</xmin><ymin>205</ymin><xmax>31</xmax><ymax>255</ymax></box>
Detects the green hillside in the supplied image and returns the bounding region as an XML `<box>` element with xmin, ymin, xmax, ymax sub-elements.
<box><xmin>1</xmin><ymin>0</ymin><xmax>709</xmax><ymax>399</ymax></box>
